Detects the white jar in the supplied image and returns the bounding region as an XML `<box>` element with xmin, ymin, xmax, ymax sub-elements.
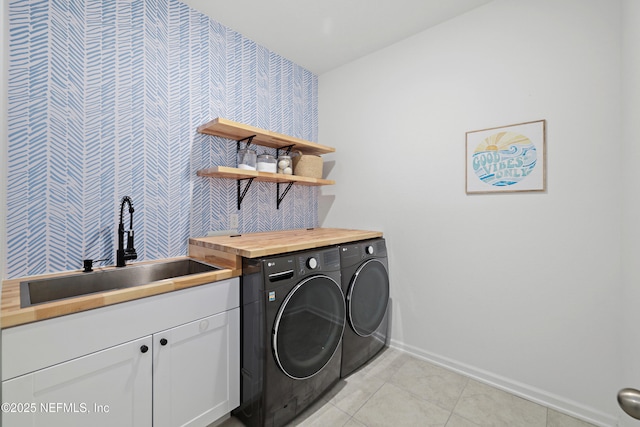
<box><xmin>257</xmin><ymin>154</ymin><xmax>277</xmax><ymax>173</ymax></box>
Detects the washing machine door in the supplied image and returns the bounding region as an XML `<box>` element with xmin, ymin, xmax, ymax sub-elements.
<box><xmin>348</xmin><ymin>259</ymin><xmax>390</xmax><ymax>337</ymax></box>
<box><xmin>273</xmin><ymin>275</ymin><xmax>346</xmax><ymax>380</ymax></box>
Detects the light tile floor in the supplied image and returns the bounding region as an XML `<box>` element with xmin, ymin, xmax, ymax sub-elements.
<box><xmin>219</xmin><ymin>347</ymin><xmax>597</xmax><ymax>427</ymax></box>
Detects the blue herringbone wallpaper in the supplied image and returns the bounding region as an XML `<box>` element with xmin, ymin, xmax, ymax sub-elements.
<box><xmin>7</xmin><ymin>0</ymin><xmax>319</xmax><ymax>278</ymax></box>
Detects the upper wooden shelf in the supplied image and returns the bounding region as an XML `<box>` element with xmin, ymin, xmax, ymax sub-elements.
<box><xmin>197</xmin><ymin>118</ymin><xmax>335</xmax><ymax>155</ymax></box>
<box><xmin>197</xmin><ymin>166</ymin><xmax>335</xmax><ymax>186</ymax></box>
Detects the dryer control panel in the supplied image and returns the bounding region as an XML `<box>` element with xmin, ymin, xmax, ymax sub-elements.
<box><xmin>340</xmin><ymin>238</ymin><xmax>387</xmax><ymax>268</ymax></box>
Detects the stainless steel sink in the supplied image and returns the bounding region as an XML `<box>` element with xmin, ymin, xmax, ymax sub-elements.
<box><xmin>20</xmin><ymin>259</ymin><xmax>221</xmax><ymax>308</ymax></box>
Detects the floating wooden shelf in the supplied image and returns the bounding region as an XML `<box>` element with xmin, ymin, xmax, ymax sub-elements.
<box><xmin>197</xmin><ymin>117</ymin><xmax>334</xmax><ymax>156</ymax></box>
<box><xmin>197</xmin><ymin>166</ymin><xmax>335</xmax><ymax>186</ymax></box>
<box><xmin>196</xmin><ymin>118</ymin><xmax>335</xmax><ymax>209</ymax></box>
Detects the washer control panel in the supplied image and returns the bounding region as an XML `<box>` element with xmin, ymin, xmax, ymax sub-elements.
<box><xmin>297</xmin><ymin>253</ymin><xmax>320</xmax><ymax>275</ymax></box>
<box><xmin>306</xmin><ymin>257</ymin><xmax>318</xmax><ymax>269</ymax></box>
<box><xmin>294</xmin><ymin>247</ymin><xmax>340</xmax><ymax>276</ymax></box>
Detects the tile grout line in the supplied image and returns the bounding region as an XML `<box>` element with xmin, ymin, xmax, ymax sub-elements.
<box><xmin>442</xmin><ymin>376</ymin><xmax>471</xmax><ymax>427</ymax></box>
<box><xmin>347</xmin><ymin>372</ymin><xmax>388</xmax><ymax>425</ymax></box>
<box><xmin>545</xmin><ymin>407</ymin><xmax>549</xmax><ymax>427</ymax></box>
<box><xmin>343</xmin><ymin>349</ymin><xmax>409</xmax><ymax>425</ymax></box>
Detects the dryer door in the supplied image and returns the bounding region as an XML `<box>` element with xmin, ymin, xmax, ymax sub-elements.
<box><xmin>273</xmin><ymin>275</ymin><xmax>345</xmax><ymax>380</ymax></box>
<box><xmin>347</xmin><ymin>259</ymin><xmax>390</xmax><ymax>337</ymax></box>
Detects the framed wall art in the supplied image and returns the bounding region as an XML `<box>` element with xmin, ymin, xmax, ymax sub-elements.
<box><xmin>465</xmin><ymin>119</ymin><xmax>546</xmax><ymax>194</ymax></box>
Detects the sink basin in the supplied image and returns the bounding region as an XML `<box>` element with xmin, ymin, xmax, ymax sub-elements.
<box><xmin>20</xmin><ymin>259</ymin><xmax>221</xmax><ymax>308</ymax></box>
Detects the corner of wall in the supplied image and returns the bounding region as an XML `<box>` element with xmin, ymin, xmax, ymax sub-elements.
<box><xmin>1</xmin><ymin>0</ymin><xmax>9</xmax><ymax>401</ymax></box>
<box><xmin>1</xmin><ymin>0</ymin><xmax>8</xmax><ymax>282</ymax></box>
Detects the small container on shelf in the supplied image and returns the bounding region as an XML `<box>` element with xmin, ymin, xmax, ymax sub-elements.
<box><xmin>237</xmin><ymin>148</ymin><xmax>257</xmax><ymax>170</ymax></box>
<box><xmin>277</xmin><ymin>155</ymin><xmax>293</xmax><ymax>175</ymax></box>
<box><xmin>257</xmin><ymin>153</ymin><xmax>277</xmax><ymax>173</ymax></box>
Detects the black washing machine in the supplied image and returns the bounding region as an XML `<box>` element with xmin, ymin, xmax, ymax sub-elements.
<box><xmin>233</xmin><ymin>246</ymin><xmax>345</xmax><ymax>427</ymax></box>
<box><xmin>339</xmin><ymin>238</ymin><xmax>390</xmax><ymax>378</ymax></box>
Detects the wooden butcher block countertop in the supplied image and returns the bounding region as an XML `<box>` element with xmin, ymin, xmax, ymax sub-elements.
<box><xmin>189</xmin><ymin>228</ymin><xmax>383</xmax><ymax>260</ymax></box>
<box><xmin>1</xmin><ymin>257</ymin><xmax>240</xmax><ymax>329</ymax></box>
<box><xmin>2</xmin><ymin>228</ymin><xmax>382</xmax><ymax>329</ymax></box>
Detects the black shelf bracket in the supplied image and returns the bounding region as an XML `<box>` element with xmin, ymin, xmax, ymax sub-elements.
<box><xmin>232</xmin><ymin>138</ymin><xmax>298</xmax><ymax>210</ymax></box>
<box><xmin>237</xmin><ymin>177</ymin><xmax>255</xmax><ymax>210</ymax></box>
<box><xmin>276</xmin><ymin>144</ymin><xmax>295</xmax><ymax>158</ymax></box>
<box><xmin>235</xmin><ymin>135</ymin><xmax>257</xmax><ymax>210</ymax></box>
<box><xmin>276</xmin><ymin>182</ymin><xmax>294</xmax><ymax>209</ymax></box>
<box><xmin>275</xmin><ymin>144</ymin><xmax>295</xmax><ymax>209</ymax></box>
<box><xmin>236</xmin><ymin>135</ymin><xmax>256</xmax><ymax>152</ymax></box>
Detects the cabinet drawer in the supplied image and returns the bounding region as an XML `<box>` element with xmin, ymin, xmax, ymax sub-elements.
<box><xmin>3</xmin><ymin>278</ymin><xmax>239</xmax><ymax>381</ymax></box>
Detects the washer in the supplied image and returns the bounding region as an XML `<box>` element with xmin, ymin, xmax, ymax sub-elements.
<box><xmin>233</xmin><ymin>246</ymin><xmax>345</xmax><ymax>427</ymax></box>
<box><xmin>339</xmin><ymin>238</ymin><xmax>390</xmax><ymax>378</ymax></box>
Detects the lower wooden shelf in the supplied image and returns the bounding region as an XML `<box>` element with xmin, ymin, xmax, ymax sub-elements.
<box><xmin>197</xmin><ymin>166</ymin><xmax>335</xmax><ymax>209</ymax></box>
<box><xmin>196</xmin><ymin>166</ymin><xmax>335</xmax><ymax>186</ymax></box>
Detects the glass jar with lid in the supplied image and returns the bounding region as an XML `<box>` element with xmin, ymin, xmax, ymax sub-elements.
<box><xmin>237</xmin><ymin>148</ymin><xmax>257</xmax><ymax>170</ymax></box>
<box><xmin>257</xmin><ymin>153</ymin><xmax>277</xmax><ymax>173</ymax></box>
<box><xmin>277</xmin><ymin>155</ymin><xmax>292</xmax><ymax>175</ymax></box>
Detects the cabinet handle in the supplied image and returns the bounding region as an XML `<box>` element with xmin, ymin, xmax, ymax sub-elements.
<box><xmin>160</xmin><ymin>338</ymin><xmax>168</xmax><ymax>346</ymax></box>
<box><xmin>140</xmin><ymin>345</ymin><xmax>149</xmax><ymax>353</ymax></box>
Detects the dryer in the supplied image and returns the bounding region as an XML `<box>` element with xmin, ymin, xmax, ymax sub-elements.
<box><xmin>233</xmin><ymin>246</ymin><xmax>345</xmax><ymax>427</ymax></box>
<box><xmin>339</xmin><ymin>238</ymin><xmax>390</xmax><ymax>378</ymax></box>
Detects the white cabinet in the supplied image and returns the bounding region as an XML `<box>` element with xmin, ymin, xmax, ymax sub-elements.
<box><xmin>153</xmin><ymin>309</ymin><xmax>240</xmax><ymax>427</ymax></box>
<box><xmin>2</xmin><ymin>279</ymin><xmax>239</xmax><ymax>427</ymax></box>
<box><xmin>2</xmin><ymin>336</ymin><xmax>153</xmax><ymax>427</ymax></box>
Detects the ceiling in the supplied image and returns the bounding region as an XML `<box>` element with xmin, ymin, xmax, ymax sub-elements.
<box><xmin>181</xmin><ymin>0</ymin><xmax>493</xmax><ymax>75</ymax></box>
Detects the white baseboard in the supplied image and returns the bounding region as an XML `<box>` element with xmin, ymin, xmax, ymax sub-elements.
<box><xmin>389</xmin><ymin>339</ymin><xmax>619</xmax><ymax>427</ymax></box>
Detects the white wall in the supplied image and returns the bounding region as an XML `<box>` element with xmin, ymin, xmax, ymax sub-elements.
<box><xmin>319</xmin><ymin>0</ymin><xmax>623</xmax><ymax>425</ymax></box>
<box><xmin>620</xmin><ymin>0</ymin><xmax>640</xmax><ymax>426</ymax></box>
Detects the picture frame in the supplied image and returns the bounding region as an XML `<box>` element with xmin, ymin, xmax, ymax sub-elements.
<box><xmin>465</xmin><ymin>119</ymin><xmax>546</xmax><ymax>194</ymax></box>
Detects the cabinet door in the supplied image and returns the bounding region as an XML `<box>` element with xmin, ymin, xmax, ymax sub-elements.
<box><xmin>153</xmin><ymin>307</ymin><xmax>239</xmax><ymax>427</ymax></box>
<box><xmin>2</xmin><ymin>336</ymin><xmax>152</xmax><ymax>427</ymax></box>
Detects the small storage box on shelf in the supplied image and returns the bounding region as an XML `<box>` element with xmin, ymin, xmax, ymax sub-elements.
<box><xmin>196</xmin><ymin>118</ymin><xmax>335</xmax><ymax>209</ymax></box>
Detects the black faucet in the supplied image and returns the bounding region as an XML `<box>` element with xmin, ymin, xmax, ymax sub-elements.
<box><xmin>116</xmin><ymin>196</ymin><xmax>138</xmax><ymax>267</ymax></box>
